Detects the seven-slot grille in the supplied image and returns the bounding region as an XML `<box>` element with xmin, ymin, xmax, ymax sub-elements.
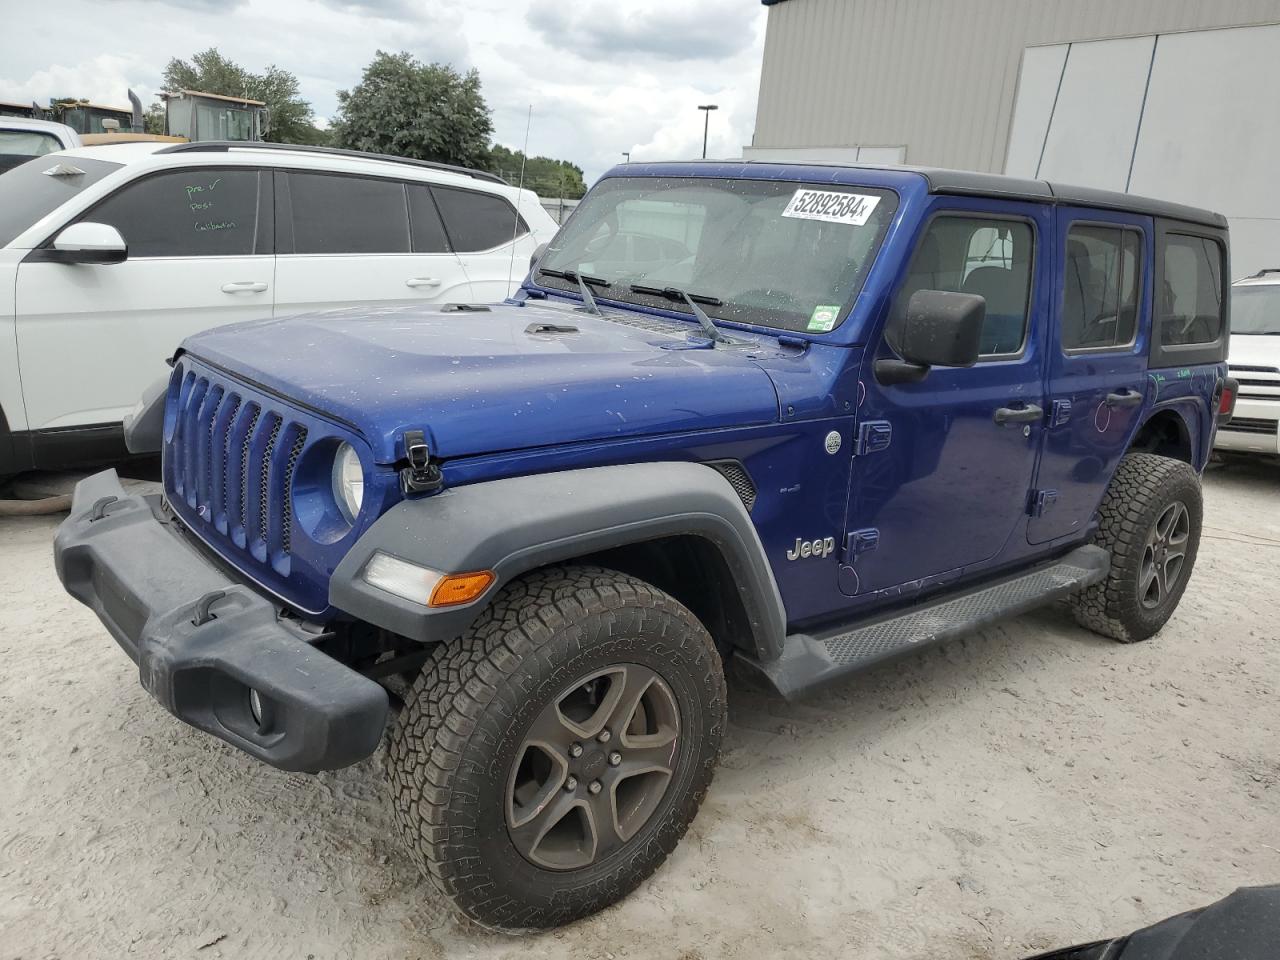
<box><xmin>167</xmin><ymin>366</ymin><xmax>308</xmax><ymax>569</ymax></box>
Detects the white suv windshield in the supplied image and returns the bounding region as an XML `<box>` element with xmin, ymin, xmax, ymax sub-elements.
<box><xmin>536</xmin><ymin>176</ymin><xmax>898</xmax><ymax>333</ymax></box>
<box><xmin>1232</xmin><ymin>283</ymin><xmax>1280</xmax><ymax>335</ymax></box>
<box><xmin>0</xmin><ymin>155</ymin><xmax>122</xmax><ymax>247</ymax></box>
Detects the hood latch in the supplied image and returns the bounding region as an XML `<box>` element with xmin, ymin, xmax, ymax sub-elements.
<box><xmin>400</xmin><ymin>429</ymin><xmax>444</xmax><ymax>495</ymax></box>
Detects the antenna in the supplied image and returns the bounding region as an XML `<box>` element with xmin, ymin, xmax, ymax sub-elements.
<box><xmin>506</xmin><ymin>104</ymin><xmax>534</xmax><ymax>296</ymax></box>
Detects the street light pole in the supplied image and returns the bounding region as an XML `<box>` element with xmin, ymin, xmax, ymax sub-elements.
<box><xmin>697</xmin><ymin>104</ymin><xmax>718</xmax><ymax>159</ymax></box>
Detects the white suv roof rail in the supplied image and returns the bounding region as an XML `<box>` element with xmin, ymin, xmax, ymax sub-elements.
<box><xmin>155</xmin><ymin>140</ymin><xmax>508</xmax><ymax>186</ymax></box>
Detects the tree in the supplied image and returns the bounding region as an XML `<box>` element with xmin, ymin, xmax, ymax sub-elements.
<box><xmin>488</xmin><ymin>144</ymin><xmax>587</xmax><ymax>199</ymax></box>
<box><xmin>331</xmin><ymin>52</ymin><xmax>492</xmax><ymax>169</ymax></box>
<box><xmin>160</xmin><ymin>48</ymin><xmax>327</xmax><ymax>145</ymax></box>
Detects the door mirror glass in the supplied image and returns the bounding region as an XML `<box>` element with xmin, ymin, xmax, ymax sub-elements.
<box><xmin>48</xmin><ymin>222</ymin><xmax>128</xmax><ymax>264</ymax></box>
<box><xmin>898</xmin><ymin>289</ymin><xmax>986</xmax><ymax>367</ymax></box>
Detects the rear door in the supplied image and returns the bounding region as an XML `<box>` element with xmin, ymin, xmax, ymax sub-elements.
<box><xmin>432</xmin><ymin>184</ymin><xmax>538</xmax><ymax>302</ymax></box>
<box><xmin>15</xmin><ymin>165</ymin><xmax>273</xmax><ymax>430</ymax></box>
<box><xmin>1028</xmin><ymin>209</ymin><xmax>1152</xmax><ymax>543</ymax></box>
<box><xmin>272</xmin><ymin>170</ymin><xmax>470</xmax><ymax>315</ymax></box>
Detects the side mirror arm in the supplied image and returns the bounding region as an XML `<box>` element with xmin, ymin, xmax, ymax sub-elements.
<box><xmin>874</xmin><ymin>357</ymin><xmax>930</xmax><ymax>385</ymax></box>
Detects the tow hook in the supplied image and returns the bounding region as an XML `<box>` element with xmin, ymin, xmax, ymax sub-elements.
<box><xmin>400</xmin><ymin>429</ymin><xmax>444</xmax><ymax>495</ymax></box>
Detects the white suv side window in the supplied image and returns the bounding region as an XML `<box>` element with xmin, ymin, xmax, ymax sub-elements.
<box><xmin>79</xmin><ymin>168</ymin><xmax>265</xmax><ymax>257</ymax></box>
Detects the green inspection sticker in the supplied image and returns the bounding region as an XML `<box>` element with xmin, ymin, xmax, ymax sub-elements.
<box><xmin>808</xmin><ymin>305</ymin><xmax>840</xmax><ymax>332</ymax></box>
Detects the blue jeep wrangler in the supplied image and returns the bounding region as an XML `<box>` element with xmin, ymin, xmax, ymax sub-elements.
<box><xmin>54</xmin><ymin>161</ymin><xmax>1234</xmax><ymax>929</ymax></box>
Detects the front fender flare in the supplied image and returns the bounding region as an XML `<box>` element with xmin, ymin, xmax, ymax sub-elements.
<box><xmin>329</xmin><ymin>462</ymin><xmax>788</xmax><ymax>660</ymax></box>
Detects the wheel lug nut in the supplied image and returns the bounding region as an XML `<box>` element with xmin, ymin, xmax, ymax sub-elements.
<box><xmin>588</xmin><ymin>780</ymin><xmax>602</xmax><ymax>795</ymax></box>
<box><xmin>608</xmin><ymin>751</ymin><xmax>622</xmax><ymax>766</ymax></box>
<box><xmin>564</xmin><ymin>776</ymin><xmax>578</xmax><ymax>792</ymax></box>
<box><xmin>597</xmin><ymin>729</ymin><xmax>611</xmax><ymax>743</ymax></box>
<box><xmin>569</xmin><ymin>743</ymin><xmax>583</xmax><ymax>758</ymax></box>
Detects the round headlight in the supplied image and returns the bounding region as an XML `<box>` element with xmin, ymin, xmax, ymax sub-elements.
<box><xmin>332</xmin><ymin>442</ymin><xmax>364</xmax><ymax>524</ymax></box>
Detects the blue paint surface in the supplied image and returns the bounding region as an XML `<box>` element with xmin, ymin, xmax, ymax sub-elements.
<box><xmin>165</xmin><ymin>161</ymin><xmax>1227</xmax><ymax>632</ymax></box>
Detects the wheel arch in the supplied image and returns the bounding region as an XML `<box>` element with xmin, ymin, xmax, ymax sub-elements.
<box><xmin>330</xmin><ymin>462</ymin><xmax>788</xmax><ymax>662</ymax></box>
<box><xmin>1129</xmin><ymin>407</ymin><xmax>1196</xmax><ymax>467</ymax></box>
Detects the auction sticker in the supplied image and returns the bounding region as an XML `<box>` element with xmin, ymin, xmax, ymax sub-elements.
<box><xmin>808</xmin><ymin>305</ymin><xmax>841</xmax><ymax>332</ymax></box>
<box><xmin>782</xmin><ymin>189</ymin><xmax>881</xmax><ymax>226</ymax></box>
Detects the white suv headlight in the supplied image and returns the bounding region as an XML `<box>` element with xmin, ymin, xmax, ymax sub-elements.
<box><xmin>332</xmin><ymin>442</ymin><xmax>364</xmax><ymax>523</ymax></box>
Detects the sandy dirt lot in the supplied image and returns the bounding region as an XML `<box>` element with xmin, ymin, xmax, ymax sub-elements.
<box><xmin>1</xmin><ymin>460</ymin><xmax>1277</xmax><ymax>960</ymax></box>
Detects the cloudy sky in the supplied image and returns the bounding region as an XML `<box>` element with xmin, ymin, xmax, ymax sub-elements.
<box><xmin>0</xmin><ymin>0</ymin><xmax>768</xmax><ymax>183</ymax></box>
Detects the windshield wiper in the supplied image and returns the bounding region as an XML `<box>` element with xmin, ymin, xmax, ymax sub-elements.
<box><xmin>539</xmin><ymin>267</ymin><xmax>612</xmax><ymax>316</ymax></box>
<box><xmin>628</xmin><ymin>284</ymin><xmax>732</xmax><ymax>344</ymax></box>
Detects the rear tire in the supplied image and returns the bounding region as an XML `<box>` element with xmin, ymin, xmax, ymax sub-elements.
<box><xmin>387</xmin><ymin>565</ymin><xmax>726</xmax><ymax>930</ymax></box>
<box><xmin>1070</xmin><ymin>453</ymin><xmax>1202</xmax><ymax>643</ymax></box>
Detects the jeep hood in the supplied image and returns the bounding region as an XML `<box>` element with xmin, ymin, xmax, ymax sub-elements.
<box><xmin>181</xmin><ymin>301</ymin><xmax>783</xmax><ymax>464</ymax></box>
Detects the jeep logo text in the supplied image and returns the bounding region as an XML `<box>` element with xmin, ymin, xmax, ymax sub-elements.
<box><xmin>787</xmin><ymin>536</ymin><xmax>836</xmax><ymax>561</ymax></box>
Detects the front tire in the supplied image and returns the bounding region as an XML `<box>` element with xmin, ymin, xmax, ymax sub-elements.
<box><xmin>1070</xmin><ymin>453</ymin><xmax>1202</xmax><ymax>643</ymax></box>
<box><xmin>388</xmin><ymin>565</ymin><xmax>726</xmax><ymax>930</ymax></box>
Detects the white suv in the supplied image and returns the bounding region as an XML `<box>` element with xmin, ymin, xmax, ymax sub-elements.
<box><xmin>1216</xmin><ymin>270</ymin><xmax>1280</xmax><ymax>457</ymax></box>
<box><xmin>0</xmin><ymin>141</ymin><xmax>557</xmax><ymax>475</ymax></box>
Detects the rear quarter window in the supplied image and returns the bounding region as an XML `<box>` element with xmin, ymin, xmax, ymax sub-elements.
<box><xmin>432</xmin><ymin>186</ymin><xmax>528</xmax><ymax>252</ymax></box>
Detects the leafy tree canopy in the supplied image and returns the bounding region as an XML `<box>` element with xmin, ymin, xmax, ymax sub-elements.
<box><xmin>489</xmin><ymin>144</ymin><xmax>587</xmax><ymax>199</ymax></box>
<box><xmin>160</xmin><ymin>48</ymin><xmax>328</xmax><ymax>145</ymax></box>
<box><xmin>331</xmin><ymin>52</ymin><xmax>492</xmax><ymax>169</ymax></box>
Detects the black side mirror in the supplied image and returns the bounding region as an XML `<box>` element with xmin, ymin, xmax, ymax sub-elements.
<box><xmin>876</xmin><ymin>289</ymin><xmax>985</xmax><ymax>384</ymax></box>
<box><xmin>529</xmin><ymin>242</ymin><xmax>549</xmax><ymax>274</ymax></box>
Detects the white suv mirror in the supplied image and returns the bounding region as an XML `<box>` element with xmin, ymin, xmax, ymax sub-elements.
<box><xmin>48</xmin><ymin>222</ymin><xmax>128</xmax><ymax>264</ymax></box>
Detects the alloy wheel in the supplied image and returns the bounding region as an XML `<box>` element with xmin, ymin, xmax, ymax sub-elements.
<box><xmin>1139</xmin><ymin>500</ymin><xmax>1190</xmax><ymax>610</ymax></box>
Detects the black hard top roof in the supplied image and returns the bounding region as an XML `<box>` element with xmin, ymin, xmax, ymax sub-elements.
<box><xmin>671</xmin><ymin>159</ymin><xmax>1227</xmax><ymax>230</ymax></box>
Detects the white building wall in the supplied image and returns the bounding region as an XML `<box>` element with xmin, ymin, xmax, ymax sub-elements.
<box><xmin>751</xmin><ymin>0</ymin><xmax>1280</xmax><ymax>172</ymax></box>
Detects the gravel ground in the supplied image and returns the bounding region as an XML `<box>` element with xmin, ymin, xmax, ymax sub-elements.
<box><xmin>1</xmin><ymin>460</ymin><xmax>1277</xmax><ymax>960</ymax></box>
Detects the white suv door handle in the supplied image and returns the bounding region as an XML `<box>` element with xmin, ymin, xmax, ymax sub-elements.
<box><xmin>405</xmin><ymin>277</ymin><xmax>443</xmax><ymax>288</ymax></box>
<box><xmin>221</xmin><ymin>281</ymin><xmax>268</xmax><ymax>293</ymax></box>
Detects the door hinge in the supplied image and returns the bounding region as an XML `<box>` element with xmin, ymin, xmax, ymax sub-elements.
<box><xmin>841</xmin><ymin>527</ymin><xmax>880</xmax><ymax>562</ymax></box>
<box><xmin>400</xmin><ymin>429</ymin><xmax>444</xmax><ymax>495</ymax></box>
<box><xmin>856</xmin><ymin>420</ymin><xmax>892</xmax><ymax>456</ymax></box>
<box><xmin>1050</xmin><ymin>399</ymin><xmax>1073</xmax><ymax>427</ymax></box>
<box><xmin>1027</xmin><ymin>489</ymin><xmax>1059</xmax><ymax>517</ymax></box>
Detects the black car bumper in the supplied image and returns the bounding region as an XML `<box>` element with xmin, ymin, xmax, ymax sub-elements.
<box><xmin>53</xmin><ymin>470</ymin><xmax>388</xmax><ymax>772</ymax></box>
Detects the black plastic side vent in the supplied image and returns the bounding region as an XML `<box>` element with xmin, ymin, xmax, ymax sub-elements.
<box><xmin>709</xmin><ymin>460</ymin><xmax>756</xmax><ymax>512</ymax></box>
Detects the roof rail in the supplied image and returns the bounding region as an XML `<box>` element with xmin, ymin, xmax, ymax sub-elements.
<box><xmin>154</xmin><ymin>140</ymin><xmax>507</xmax><ymax>185</ymax></box>
<box><xmin>1249</xmin><ymin>268</ymin><xmax>1280</xmax><ymax>278</ymax></box>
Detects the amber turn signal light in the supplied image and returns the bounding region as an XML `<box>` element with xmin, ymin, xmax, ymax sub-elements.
<box><xmin>428</xmin><ymin>570</ymin><xmax>496</xmax><ymax>607</ymax></box>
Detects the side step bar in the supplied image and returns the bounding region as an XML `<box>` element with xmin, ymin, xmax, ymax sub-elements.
<box><xmin>741</xmin><ymin>545</ymin><xmax>1109</xmax><ymax>700</ymax></box>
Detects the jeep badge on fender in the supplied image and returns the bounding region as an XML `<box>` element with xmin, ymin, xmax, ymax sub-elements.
<box><xmin>788</xmin><ymin>536</ymin><xmax>837</xmax><ymax>560</ymax></box>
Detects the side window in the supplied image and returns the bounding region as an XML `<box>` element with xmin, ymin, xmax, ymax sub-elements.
<box><xmin>407</xmin><ymin>185</ymin><xmax>450</xmax><ymax>253</ymax></box>
<box><xmin>82</xmin><ymin>168</ymin><xmax>261</xmax><ymax>258</ymax></box>
<box><xmin>1061</xmin><ymin>224</ymin><xmax>1141</xmax><ymax>352</ymax></box>
<box><xmin>288</xmin><ymin>172</ymin><xmax>410</xmax><ymax>254</ymax></box>
<box><xmin>432</xmin><ymin>186</ymin><xmax>528</xmax><ymax>252</ymax></box>
<box><xmin>892</xmin><ymin>216</ymin><xmax>1034</xmax><ymax>358</ymax></box>
<box><xmin>1159</xmin><ymin>234</ymin><xmax>1225</xmax><ymax>346</ymax></box>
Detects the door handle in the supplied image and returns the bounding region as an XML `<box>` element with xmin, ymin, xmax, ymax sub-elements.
<box><xmin>1106</xmin><ymin>389</ymin><xmax>1143</xmax><ymax>408</ymax></box>
<box><xmin>405</xmin><ymin>277</ymin><xmax>443</xmax><ymax>288</ymax></box>
<box><xmin>221</xmin><ymin>281</ymin><xmax>268</xmax><ymax>293</ymax></box>
<box><xmin>993</xmin><ymin>404</ymin><xmax>1044</xmax><ymax>425</ymax></box>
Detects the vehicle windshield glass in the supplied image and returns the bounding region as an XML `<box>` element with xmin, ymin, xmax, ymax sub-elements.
<box><xmin>535</xmin><ymin>176</ymin><xmax>899</xmax><ymax>333</ymax></box>
<box><xmin>0</xmin><ymin>130</ymin><xmax>61</xmax><ymax>156</ymax></box>
<box><xmin>0</xmin><ymin>155</ymin><xmax>122</xmax><ymax>247</ymax></box>
<box><xmin>1231</xmin><ymin>284</ymin><xmax>1280</xmax><ymax>334</ymax></box>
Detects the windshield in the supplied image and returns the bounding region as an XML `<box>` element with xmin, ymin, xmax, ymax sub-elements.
<box><xmin>536</xmin><ymin>176</ymin><xmax>898</xmax><ymax>333</ymax></box>
<box><xmin>0</xmin><ymin>130</ymin><xmax>62</xmax><ymax>156</ymax></box>
<box><xmin>1231</xmin><ymin>284</ymin><xmax>1280</xmax><ymax>335</ymax></box>
<box><xmin>0</xmin><ymin>155</ymin><xmax>122</xmax><ymax>247</ymax></box>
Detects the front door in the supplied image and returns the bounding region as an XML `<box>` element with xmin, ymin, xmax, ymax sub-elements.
<box><xmin>15</xmin><ymin>166</ymin><xmax>274</xmax><ymax>430</ymax></box>
<box><xmin>850</xmin><ymin>200</ymin><xmax>1051</xmax><ymax>595</ymax></box>
<box><xmin>1028</xmin><ymin>209</ymin><xmax>1151</xmax><ymax>543</ymax></box>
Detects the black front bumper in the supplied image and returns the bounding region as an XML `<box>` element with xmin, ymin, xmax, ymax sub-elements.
<box><xmin>53</xmin><ymin>470</ymin><xmax>388</xmax><ymax>772</ymax></box>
